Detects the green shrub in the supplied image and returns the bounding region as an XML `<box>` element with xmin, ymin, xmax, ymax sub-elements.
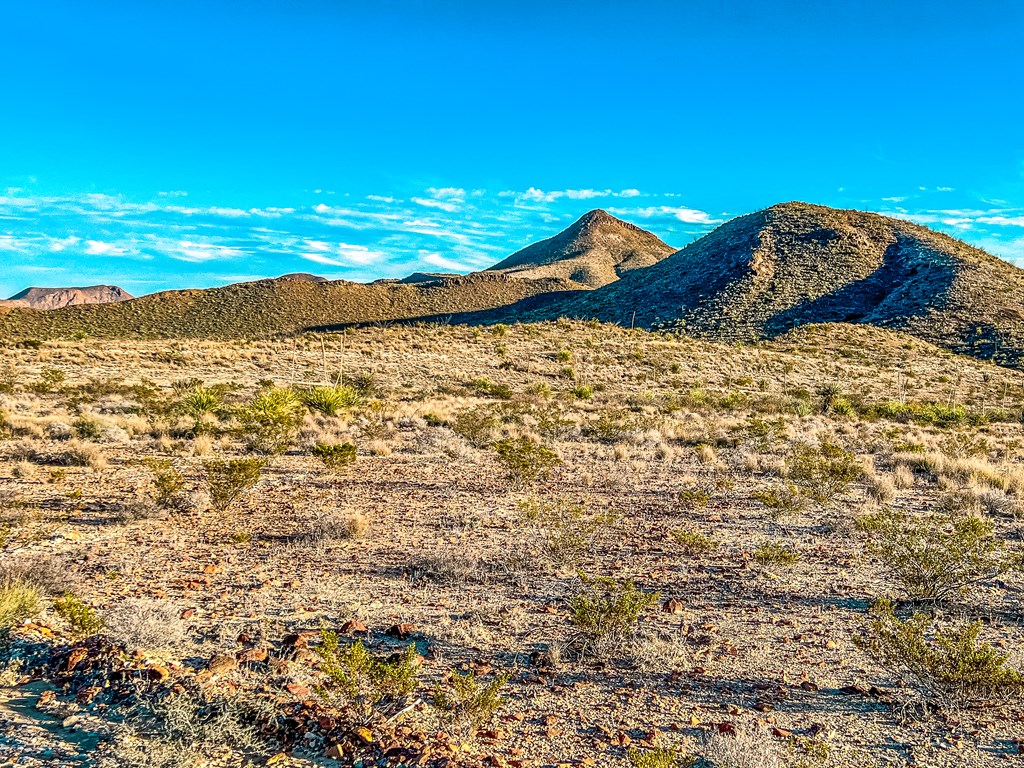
<box><xmin>628</xmin><ymin>746</ymin><xmax>695</xmax><ymax>768</ymax></box>
<box><xmin>451</xmin><ymin>409</ymin><xmax>500</xmax><ymax>448</ymax></box>
<box><xmin>753</xmin><ymin>541</ymin><xmax>800</xmax><ymax>567</ymax></box>
<box><xmin>676</xmin><ymin>487</ymin><xmax>711</xmax><ymax>510</ymax></box>
<box><xmin>519</xmin><ymin>497</ymin><xmax>617</xmax><ymax>569</ymax></box>
<box><xmin>788</xmin><ymin>438</ymin><xmax>862</xmax><ymax>504</ymax></box>
<box><xmin>556</xmin><ymin>349</ymin><xmax>573</xmax><ymax>363</ymax></box>
<box><xmin>493</xmin><ymin>437</ymin><xmax>561</xmax><ymax>487</ymax></box>
<box><xmin>236</xmin><ymin>387</ymin><xmax>304</xmax><ymax>453</ymax></box>
<box><xmin>300</xmin><ymin>385</ymin><xmax>360</xmax><ymax>416</ymax></box>
<box><xmin>751</xmin><ymin>482</ymin><xmax>806</xmax><ymax>519</ymax></box>
<box><xmin>671</xmin><ymin>529</ymin><xmax>718</xmax><ymax>556</ymax></box>
<box><xmin>143</xmin><ymin>458</ymin><xmax>186</xmax><ymax>509</ymax></box>
<box><xmin>470</xmin><ymin>378</ymin><xmax>512</xmax><ymax>400</ymax></box>
<box><xmin>568</xmin><ymin>574</ymin><xmax>659</xmax><ymax>655</ymax></box>
<box><xmin>431</xmin><ymin>670</ymin><xmax>509</xmax><ymax>734</ymax></box>
<box><xmin>315</xmin><ymin>631</ymin><xmax>420</xmax><ymax>724</ymax></box>
<box><xmin>72</xmin><ymin>417</ymin><xmax>103</xmax><ymax>440</ymax></box>
<box><xmin>572</xmin><ymin>384</ymin><xmax>594</xmax><ymax>400</ymax></box>
<box><xmin>855</xmin><ymin>507</ymin><xmax>1021</xmax><ymax>602</ymax></box>
<box><xmin>855</xmin><ymin>599</ymin><xmax>1024</xmax><ymax>706</ymax></box>
<box><xmin>204</xmin><ymin>458</ymin><xmax>265</xmax><ymax>512</ymax></box>
<box><xmin>52</xmin><ymin>593</ymin><xmax>105</xmax><ymax>637</ymax></box>
<box><xmin>311</xmin><ymin>442</ymin><xmax>357</xmax><ymax>472</ymax></box>
<box><xmin>180</xmin><ymin>386</ymin><xmax>221</xmax><ymax>417</ymax></box>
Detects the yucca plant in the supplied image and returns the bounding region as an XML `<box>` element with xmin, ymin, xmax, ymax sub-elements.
<box><xmin>300</xmin><ymin>385</ymin><xmax>360</xmax><ymax>416</ymax></box>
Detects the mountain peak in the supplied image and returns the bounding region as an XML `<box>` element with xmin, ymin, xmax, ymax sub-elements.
<box><xmin>488</xmin><ymin>209</ymin><xmax>675</xmax><ymax>288</ymax></box>
<box><xmin>4</xmin><ymin>285</ymin><xmax>133</xmax><ymax>311</ymax></box>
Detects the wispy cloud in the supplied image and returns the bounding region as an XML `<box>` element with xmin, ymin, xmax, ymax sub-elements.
<box><xmin>609</xmin><ymin>205</ymin><xmax>721</xmax><ymax>225</ymax></box>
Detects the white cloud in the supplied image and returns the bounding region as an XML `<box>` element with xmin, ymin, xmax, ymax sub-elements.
<box><xmin>301</xmin><ymin>253</ymin><xmax>348</xmax><ymax>268</ymax></box>
<box><xmin>419</xmin><ymin>251</ymin><xmax>472</xmax><ymax>272</ymax></box>
<box><xmin>412</xmin><ymin>197</ymin><xmax>460</xmax><ymax>212</ymax></box>
<box><xmin>504</xmin><ymin>188</ymin><xmax>647</xmax><ymax>204</ymax></box>
<box><xmin>48</xmin><ymin>236</ymin><xmax>81</xmax><ymax>252</ymax></box>
<box><xmin>426</xmin><ymin>187</ymin><xmax>466</xmax><ymax>201</ymax></box>
<box><xmin>84</xmin><ymin>240</ymin><xmax>128</xmax><ymax>256</ymax></box>
<box><xmin>609</xmin><ymin>205</ymin><xmax>720</xmax><ymax>224</ymax></box>
<box><xmin>163</xmin><ymin>240</ymin><xmax>245</xmax><ymax>263</ymax></box>
<box><xmin>367</xmin><ymin>195</ymin><xmax>396</xmax><ymax>203</ymax></box>
<box><xmin>0</xmin><ymin>235</ymin><xmax>26</xmax><ymax>252</ymax></box>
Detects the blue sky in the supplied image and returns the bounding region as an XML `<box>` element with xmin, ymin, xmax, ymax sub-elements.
<box><xmin>1</xmin><ymin>0</ymin><xmax>1023</xmax><ymax>297</ymax></box>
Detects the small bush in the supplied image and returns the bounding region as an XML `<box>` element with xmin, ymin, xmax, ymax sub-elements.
<box><xmin>431</xmin><ymin>670</ymin><xmax>509</xmax><ymax>734</ymax></box>
<box><xmin>204</xmin><ymin>458</ymin><xmax>265</xmax><ymax>512</ymax></box>
<box><xmin>788</xmin><ymin>438</ymin><xmax>862</xmax><ymax>504</ymax></box>
<box><xmin>470</xmin><ymin>377</ymin><xmax>512</xmax><ymax>400</ymax></box>
<box><xmin>451</xmin><ymin>410</ymin><xmax>500</xmax><ymax>448</ymax></box>
<box><xmin>855</xmin><ymin>507</ymin><xmax>1020</xmax><ymax>602</ymax></box>
<box><xmin>300</xmin><ymin>385</ymin><xmax>360</xmax><ymax>416</ymax></box>
<box><xmin>236</xmin><ymin>387</ymin><xmax>304</xmax><ymax>454</ymax></box>
<box><xmin>104</xmin><ymin>598</ymin><xmax>187</xmax><ymax>651</ymax></box>
<box><xmin>179</xmin><ymin>386</ymin><xmax>222</xmax><ymax>433</ymax></box>
<box><xmin>311</xmin><ymin>442</ymin><xmax>357</xmax><ymax>472</ymax></box>
<box><xmin>568</xmin><ymin>574</ymin><xmax>659</xmax><ymax>656</ymax></box>
<box><xmin>855</xmin><ymin>598</ymin><xmax>1024</xmax><ymax>706</ymax></box>
<box><xmin>751</xmin><ymin>482</ymin><xmax>806</xmax><ymax>518</ymax></box>
<box><xmin>628</xmin><ymin>745</ymin><xmax>695</xmax><ymax>768</ymax></box>
<box><xmin>72</xmin><ymin>417</ymin><xmax>103</xmax><ymax>440</ymax></box>
<box><xmin>519</xmin><ymin>497</ymin><xmax>617</xmax><ymax>569</ymax></box>
<box><xmin>493</xmin><ymin>437</ymin><xmax>561</xmax><ymax>487</ymax></box>
<box><xmin>0</xmin><ymin>580</ymin><xmax>41</xmax><ymax>633</ymax></box>
<box><xmin>572</xmin><ymin>384</ymin><xmax>594</xmax><ymax>400</ymax></box>
<box><xmin>315</xmin><ymin>632</ymin><xmax>420</xmax><ymax>723</ymax></box>
<box><xmin>753</xmin><ymin>541</ymin><xmax>800</xmax><ymax>567</ymax></box>
<box><xmin>53</xmin><ymin>593</ymin><xmax>105</xmax><ymax>637</ymax></box>
<box><xmin>671</xmin><ymin>529</ymin><xmax>718</xmax><ymax>556</ymax></box>
<box><xmin>143</xmin><ymin>458</ymin><xmax>186</xmax><ymax>509</ymax></box>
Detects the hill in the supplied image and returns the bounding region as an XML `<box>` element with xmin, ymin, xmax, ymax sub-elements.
<box><xmin>529</xmin><ymin>202</ymin><xmax>1024</xmax><ymax>366</ymax></box>
<box><xmin>2</xmin><ymin>285</ymin><xmax>133</xmax><ymax>310</ymax></box>
<box><xmin>0</xmin><ymin>273</ymin><xmax>571</xmax><ymax>340</ymax></box>
<box><xmin>487</xmin><ymin>209</ymin><xmax>675</xmax><ymax>288</ymax></box>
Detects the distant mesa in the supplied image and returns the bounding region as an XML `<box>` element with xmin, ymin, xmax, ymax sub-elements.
<box><xmin>399</xmin><ymin>272</ymin><xmax>460</xmax><ymax>285</ymax></box>
<box><xmin>270</xmin><ymin>273</ymin><xmax>328</xmax><ymax>283</ymax></box>
<box><xmin>2</xmin><ymin>285</ymin><xmax>133</xmax><ymax>311</ymax></box>
<box><xmin>488</xmin><ymin>208</ymin><xmax>676</xmax><ymax>288</ymax></box>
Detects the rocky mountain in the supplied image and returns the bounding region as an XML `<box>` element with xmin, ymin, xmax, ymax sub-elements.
<box><xmin>530</xmin><ymin>202</ymin><xmax>1024</xmax><ymax>366</ymax></box>
<box><xmin>2</xmin><ymin>285</ymin><xmax>133</xmax><ymax>311</ymax></box>
<box><xmin>488</xmin><ymin>209</ymin><xmax>676</xmax><ymax>288</ymax></box>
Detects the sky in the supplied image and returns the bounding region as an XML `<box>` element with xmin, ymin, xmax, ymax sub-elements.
<box><xmin>1</xmin><ymin>0</ymin><xmax>1023</xmax><ymax>297</ymax></box>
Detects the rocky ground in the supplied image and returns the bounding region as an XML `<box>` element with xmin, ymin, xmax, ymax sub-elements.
<box><xmin>1</xmin><ymin>321</ymin><xmax>1023</xmax><ymax>767</ymax></box>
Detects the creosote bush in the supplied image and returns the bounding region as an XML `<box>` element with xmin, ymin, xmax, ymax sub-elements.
<box><xmin>143</xmin><ymin>458</ymin><xmax>186</xmax><ymax>509</ymax></box>
<box><xmin>493</xmin><ymin>437</ymin><xmax>561</xmax><ymax>487</ymax></box>
<box><xmin>315</xmin><ymin>631</ymin><xmax>420</xmax><ymax>724</ymax></box>
<box><xmin>855</xmin><ymin>598</ymin><xmax>1024</xmax><ymax>706</ymax></box>
<box><xmin>568</xmin><ymin>573</ymin><xmax>659</xmax><ymax>655</ymax></box>
<box><xmin>311</xmin><ymin>442</ymin><xmax>357</xmax><ymax>472</ymax></box>
<box><xmin>519</xmin><ymin>497</ymin><xmax>617</xmax><ymax>569</ymax></box>
<box><xmin>671</xmin><ymin>529</ymin><xmax>718</xmax><ymax>556</ymax></box>
<box><xmin>204</xmin><ymin>458</ymin><xmax>266</xmax><ymax>512</ymax></box>
<box><xmin>430</xmin><ymin>670</ymin><xmax>510</xmax><ymax>734</ymax></box>
<box><xmin>855</xmin><ymin>506</ymin><xmax>1020</xmax><ymax>602</ymax></box>
<box><xmin>753</xmin><ymin>541</ymin><xmax>800</xmax><ymax>567</ymax></box>
<box><xmin>787</xmin><ymin>438</ymin><xmax>862</xmax><ymax>504</ymax></box>
<box><xmin>52</xmin><ymin>593</ymin><xmax>105</xmax><ymax>637</ymax></box>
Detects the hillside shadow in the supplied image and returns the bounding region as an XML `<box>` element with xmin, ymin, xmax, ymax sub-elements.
<box><xmin>300</xmin><ymin>289</ymin><xmax>582</xmax><ymax>333</ymax></box>
<box><xmin>763</xmin><ymin>237</ymin><xmax>958</xmax><ymax>338</ymax></box>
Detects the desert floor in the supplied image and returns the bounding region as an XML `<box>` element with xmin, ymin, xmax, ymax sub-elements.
<box><xmin>1</xmin><ymin>321</ymin><xmax>1023</xmax><ymax>768</ymax></box>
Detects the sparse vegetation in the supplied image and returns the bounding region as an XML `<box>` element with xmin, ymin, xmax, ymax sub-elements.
<box><xmin>492</xmin><ymin>436</ymin><xmax>561</xmax><ymax>486</ymax></box>
<box><xmin>856</xmin><ymin>598</ymin><xmax>1024</xmax><ymax>706</ymax></box>
<box><xmin>204</xmin><ymin>458</ymin><xmax>265</xmax><ymax>512</ymax></box>
<box><xmin>311</xmin><ymin>441</ymin><xmax>357</xmax><ymax>471</ymax></box>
